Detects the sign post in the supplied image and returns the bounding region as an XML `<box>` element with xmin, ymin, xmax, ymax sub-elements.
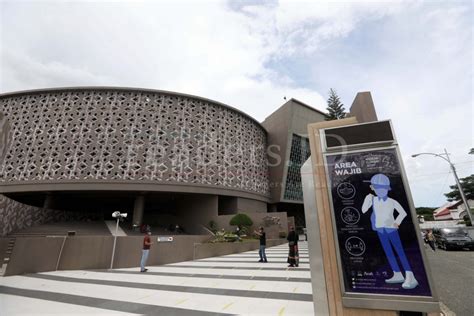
<box><xmin>306</xmin><ymin>119</ymin><xmax>440</xmax><ymax>315</ymax></box>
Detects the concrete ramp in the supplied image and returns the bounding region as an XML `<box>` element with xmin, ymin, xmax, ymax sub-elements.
<box><xmin>105</xmin><ymin>221</ymin><xmax>127</xmax><ymax>236</ymax></box>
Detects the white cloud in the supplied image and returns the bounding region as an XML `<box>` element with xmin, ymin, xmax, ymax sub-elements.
<box><xmin>1</xmin><ymin>49</ymin><xmax>115</xmax><ymax>88</ymax></box>
<box><xmin>236</xmin><ymin>0</ymin><xmax>407</xmax><ymax>58</ymax></box>
<box><xmin>0</xmin><ymin>0</ymin><xmax>406</xmax><ymax>114</ymax></box>
<box><xmin>0</xmin><ymin>0</ymin><xmax>329</xmax><ymax>118</ymax></box>
<box><xmin>0</xmin><ymin>0</ymin><xmax>472</xmax><ymax>206</ymax></box>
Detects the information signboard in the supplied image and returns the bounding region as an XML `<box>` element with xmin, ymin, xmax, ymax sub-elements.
<box><xmin>325</xmin><ymin>147</ymin><xmax>432</xmax><ymax>297</ymax></box>
<box><xmin>157</xmin><ymin>236</ymin><xmax>174</xmax><ymax>242</ymax></box>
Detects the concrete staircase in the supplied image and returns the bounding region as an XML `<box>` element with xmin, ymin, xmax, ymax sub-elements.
<box><xmin>9</xmin><ymin>221</ymin><xmax>112</xmax><ymax>237</ymax></box>
<box><xmin>0</xmin><ymin>237</ymin><xmax>16</xmax><ymax>276</ymax></box>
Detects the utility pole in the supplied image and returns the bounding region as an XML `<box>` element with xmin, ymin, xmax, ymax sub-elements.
<box><xmin>443</xmin><ymin>149</ymin><xmax>473</xmax><ymax>224</ymax></box>
<box><xmin>109</xmin><ymin>211</ymin><xmax>128</xmax><ymax>270</ymax></box>
<box><xmin>412</xmin><ymin>149</ymin><xmax>473</xmax><ymax>224</ymax></box>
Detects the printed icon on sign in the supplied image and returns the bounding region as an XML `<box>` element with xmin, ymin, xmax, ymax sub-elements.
<box><xmin>337</xmin><ymin>182</ymin><xmax>356</xmax><ymax>199</ymax></box>
<box><xmin>345</xmin><ymin>237</ymin><xmax>366</xmax><ymax>256</ymax></box>
<box><xmin>341</xmin><ymin>207</ymin><xmax>360</xmax><ymax>225</ymax></box>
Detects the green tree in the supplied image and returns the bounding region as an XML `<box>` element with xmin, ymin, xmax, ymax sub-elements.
<box><xmin>415</xmin><ymin>207</ymin><xmax>436</xmax><ymax>221</ymax></box>
<box><xmin>229</xmin><ymin>213</ymin><xmax>253</xmax><ymax>234</ymax></box>
<box><xmin>444</xmin><ymin>174</ymin><xmax>474</xmax><ymax>201</ymax></box>
<box><xmin>462</xmin><ymin>214</ymin><xmax>472</xmax><ymax>226</ymax></box>
<box><xmin>325</xmin><ymin>88</ymin><xmax>346</xmax><ymax>120</ymax></box>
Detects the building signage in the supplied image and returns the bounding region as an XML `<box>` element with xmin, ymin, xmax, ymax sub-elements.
<box><xmin>157</xmin><ymin>236</ymin><xmax>174</xmax><ymax>242</ymax></box>
<box><xmin>325</xmin><ymin>148</ymin><xmax>432</xmax><ymax>297</ymax></box>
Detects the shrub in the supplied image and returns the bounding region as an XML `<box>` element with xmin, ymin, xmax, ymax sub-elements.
<box><xmin>229</xmin><ymin>213</ymin><xmax>253</xmax><ymax>234</ymax></box>
<box><xmin>224</xmin><ymin>233</ymin><xmax>240</xmax><ymax>242</ymax></box>
<box><xmin>209</xmin><ymin>231</ymin><xmax>243</xmax><ymax>243</ymax></box>
<box><xmin>208</xmin><ymin>220</ymin><xmax>217</xmax><ymax>233</ymax></box>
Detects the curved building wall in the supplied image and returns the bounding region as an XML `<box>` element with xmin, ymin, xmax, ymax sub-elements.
<box><xmin>0</xmin><ymin>194</ymin><xmax>76</xmax><ymax>236</ymax></box>
<box><xmin>0</xmin><ymin>88</ymin><xmax>270</xmax><ymax>200</ymax></box>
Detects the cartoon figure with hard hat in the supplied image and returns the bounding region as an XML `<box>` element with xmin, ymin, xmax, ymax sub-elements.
<box><xmin>361</xmin><ymin>173</ymin><xmax>418</xmax><ymax>290</ymax></box>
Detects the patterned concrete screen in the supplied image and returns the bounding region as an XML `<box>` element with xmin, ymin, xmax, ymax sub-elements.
<box><xmin>0</xmin><ymin>194</ymin><xmax>65</xmax><ymax>236</ymax></box>
<box><xmin>0</xmin><ymin>112</ymin><xmax>10</xmax><ymax>166</ymax></box>
<box><xmin>284</xmin><ymin>134</ymin><xmax>311</xmax><ymax>201</ymax></box>
<box><xmin>0</xmin><ymin>88</ymin><xmax>269</xmax><ymax>198</ymax></box>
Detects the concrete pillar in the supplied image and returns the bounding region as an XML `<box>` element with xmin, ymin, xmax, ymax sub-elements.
<box><xmin>176</xmin><ymin>194</ymin><xmax>218</xmax><ymax>235</ymax></box>
<box><xmin>43</xmin><ymin>193</ymin><xmax>54</xmax><ymax>209</ymax></box>
<box><xmin>349</xmin><ymin>91</ymin><xmax>378</xmax><ymax>123</ymax></box>
<box><xmin>133</xmin><ymin>195</ymin><xmax>145</xmax><ymax>227</ymax></box>
<box><xmin>268</xmin><ymin>204</ymin><xmax>278</xmax><ymax>213</ymax></box>
<box><xmin>236</xmin><ymin>197</ymin><xmax>267</xmax><ymax>213</ymax></box>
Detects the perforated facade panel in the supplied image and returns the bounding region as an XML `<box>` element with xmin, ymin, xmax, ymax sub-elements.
<box><xmin>283</xmin><ymin>134</ymin><xmax>311</xmax><ymax>201</ymax></box>
<box><xmin>0</xmin><ymin>88</ymin><xmax>270</xmax><ymax>198</ymax></box>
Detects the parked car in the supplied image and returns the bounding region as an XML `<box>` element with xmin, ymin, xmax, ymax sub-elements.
<box><xmin>466</xmin><ymin>227</ymin><xmax>474</xmax><ymax>241</ymax></box>
<box><xmin>433</xmin><ymin>227</ymin><xmax>474</xmax><ymax>251</ymax></box>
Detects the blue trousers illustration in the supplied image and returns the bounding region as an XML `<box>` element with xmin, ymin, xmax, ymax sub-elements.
<box><xmin>376</xmin><ymin>228</ymin><xmax>412</xmax><ymax>273</ymax></box>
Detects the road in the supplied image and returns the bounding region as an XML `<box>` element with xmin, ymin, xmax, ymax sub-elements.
<box><xmin>425</xmin><ymin>247</ymin><xmax>474</xmax><ymax>316</ymax></box>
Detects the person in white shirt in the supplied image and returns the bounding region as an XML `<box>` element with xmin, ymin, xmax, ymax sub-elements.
<box><xmin>361</xmin><ymin>173</ymin><xmax>418</xmax><ymax>290</ymax></box>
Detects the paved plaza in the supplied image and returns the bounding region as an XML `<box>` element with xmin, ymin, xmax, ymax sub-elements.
<box><xmin>0</xmin><ymin>243</ymin><xmax>313</xmax><ymax>315</ymax></box>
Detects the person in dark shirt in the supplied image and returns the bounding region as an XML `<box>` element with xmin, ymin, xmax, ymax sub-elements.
<box><xmin>426</xmin><ymin>230</ymin><xmax>436</xmax><ymax>252</ymax></box>
<box><xmin>140</xmin><ymin>230</ymin><xmax>153</xmax><ymax>272</ymax></box>
<box><xmin>254</xmin><ymin>226</ymin><xmax>267</xmax><ymax>263</ymax></box>
<box><xmin>287</xmin><ymin>226</ymin><xmax>299</xmax><ymax>267</ymax></box>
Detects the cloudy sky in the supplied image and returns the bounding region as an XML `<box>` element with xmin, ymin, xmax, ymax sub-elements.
<box><xmin>1</xmin><ymin>0</ymin><xmax>472</xmax><ymax>207</ymax></box>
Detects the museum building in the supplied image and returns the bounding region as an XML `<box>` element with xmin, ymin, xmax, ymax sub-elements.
<box><xmin>0</xmin><ymin>87</ymin><xmax>335</xmax><ymax>236</ymax></box>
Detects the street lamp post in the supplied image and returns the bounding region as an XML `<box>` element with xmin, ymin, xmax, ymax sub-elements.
<box><xmin>110</xmin><ymin>211</ymin><xmax>127</xmax><ymax>270</ymax></box>
<box><xmin>412</xmin><ymin>149</ymin><xmax>473</xmax><ymax>224</ymax></box>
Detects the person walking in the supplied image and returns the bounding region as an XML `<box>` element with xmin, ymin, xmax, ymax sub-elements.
<box><xmin>287</xmin><ymin>226</ymin><xmax>299</xmax><ymax>267</ymax></box>
<box><xmin>426</xmin><ymin>229</ymin><xmax>436</xmax><ymax>252</ymax></box>
<box><xmin>140</xmin><ymin>229</ymin><xmax>153</xmax><ymax>272</ymax></box>
<box><xmin>254</xmin><ymin>226</ymin><xmax>267</xmax><ymax>263</ymax></box>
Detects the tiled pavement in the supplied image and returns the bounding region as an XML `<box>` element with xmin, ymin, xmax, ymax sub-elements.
<box><xmin>0</xmin><ymin>242</ymin><xmax>313</xmax><ymax>315</ymax></box>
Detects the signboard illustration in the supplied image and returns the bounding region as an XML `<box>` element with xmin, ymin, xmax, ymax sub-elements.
<box><xmin>326</xmin><ymin>148</ymin><xmax>432</xmax><ymax>297</ymax></box>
